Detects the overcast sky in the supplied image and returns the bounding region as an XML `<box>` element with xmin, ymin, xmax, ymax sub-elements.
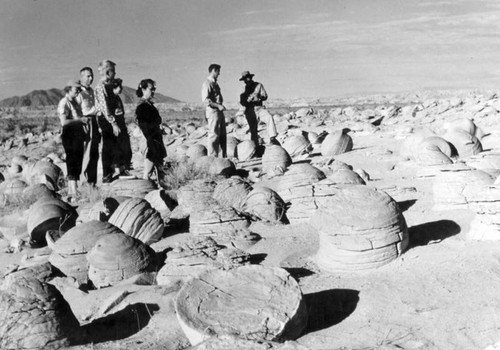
<box><xmin>1</xmin><ymin>0</ymin><xmax>500</xmax><ymax>102</ymax></box>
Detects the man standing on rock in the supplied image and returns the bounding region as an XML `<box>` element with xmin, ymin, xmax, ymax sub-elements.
<box><xmin>239</xmin><ymin>71</ymin><xmax>278</xmax><ymax>147</ymax></box>
<box><xmin>77</xmin><ymin>67</ymin><xmax>100</xmax><ymax>186</ymax></box>
<box><xmin>201</xmin><ymin>63</ymin><xmax>226</xmax><ymax>157</ymax></box>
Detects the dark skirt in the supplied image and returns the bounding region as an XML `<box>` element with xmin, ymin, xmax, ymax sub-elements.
<box><xmin>61</xmin><ymin>123</ymin><xmax>86</xmax><ymax>180</ymax></box>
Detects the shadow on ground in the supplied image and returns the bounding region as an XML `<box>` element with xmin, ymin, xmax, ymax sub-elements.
<box><xmin>303</xmin><ymin>289</ymin><xmax>359</xmax><ymax>333</ymax></box>
<box><xmin>284</xmin><ymin>267</ymin><xmax>315</xmax><ymax>280</ymax></box>
<box><xmin>408</xmin><ymin>219</ymin><xmax>460</xmax><ymax>248</ymax></box>
<box><xmin>398</xmin><ymin>199</ymin><xmax>417</xmax><ymax>212</ymax></box>
<box><xmin>72</xmin><ymin>303</ymin><xmax>159</xmax><ymax>345</ymax></box>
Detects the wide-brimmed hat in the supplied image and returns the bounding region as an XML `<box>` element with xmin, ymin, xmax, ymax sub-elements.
<box><xmin>239</xmin><ymin>71</ymin><xmax>255</xmax><ymax>81</ymax></box>
<box><xmin>66</xmin><ymin>80</ymin><xmax>82</xmax><ymax>89</ymax></box>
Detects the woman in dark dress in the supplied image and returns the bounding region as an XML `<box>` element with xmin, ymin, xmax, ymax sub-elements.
<box><xmin>135</xmin><ymin>79</ymin><xmax>167</xmax><ymax>182</ymax></box>
<box><xmin>109</xmin><ymin>78</ymin><xmax>132</xmax><ymax>176</ymax></box>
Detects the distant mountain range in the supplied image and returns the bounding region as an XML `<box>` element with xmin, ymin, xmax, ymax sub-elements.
<box><xmin>0</xmin><ymin>86</ymin><xmax>181</xmax><ymax>108</ymax></box>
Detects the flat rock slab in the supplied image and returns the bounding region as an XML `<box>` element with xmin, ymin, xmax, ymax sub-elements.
<box><xmin>175</xmin><ymin>265</ymin><xmax>308</xmax><ymax>346</ymax></box>
<box><xmin>189</xmin><ymin>335</ymin><xmax>310</xmax><ymax>349</ymax></box>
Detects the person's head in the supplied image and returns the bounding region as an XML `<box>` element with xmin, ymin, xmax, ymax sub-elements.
<box><xmin>136</xmin><ymin>79</ymin><xmax>156</xmax><ymax>99</ymax></box>
<box><xmin>63</xmin><ymin>80</ymin><xmax>82</xmax><ymax>99</ymax></box>
<box><xmin>97</xmin><ymin>59</ymin><xmax>116</xmax><ymax>80</ymax></box>
<box><xmin>79</xmin><ymin>67</ymin><xmax>93</xmax><ymax>87</ymax></box>
<box><xmin>208</xmin><ymin>64</ymin><xmax>221</xmax><ymax>79</ymax></box>
<box><xmin>239</xmin><ymin>70</ymin><xmax>255</xmax><ymax>85</ymax></box>
<box><xmin>110</xmin><ymin>78</ymin><xmax>123</xmax><ymax>95</ymax></box>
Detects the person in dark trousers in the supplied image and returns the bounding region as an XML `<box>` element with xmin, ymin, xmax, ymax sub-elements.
<box><xmin>135</xmin><ymin>79</ymin><xmax>167</xmax><ymax>183</ymax></box>
<box><xmin>109</xmin><ymin>78</ymin><xmax>132</xmax><ymax>176</ymax></box>
<box><xmin>239</xmin><ymin>70</ymin><xmax>278</xmax><ymax>146</ymax></box>
<box><xmin>201</xmin><ymin>63</ymin><xmax>226</xmax><ymax>157</ymax></box>
<box><xmin>76</xmin><ymin>67</ymin><xmax>100</xmax><ymax>186</ymax></box>
<box><xmin>95</xmin><ymin>59</ymin><xmax>120</xmax><ymax>183</ymax></box>
<box><xmin>57</xmin><ymin>80</ymin><xmax>87</xmax><ymax>200</ymax></box>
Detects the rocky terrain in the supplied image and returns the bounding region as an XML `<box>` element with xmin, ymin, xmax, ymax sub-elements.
<box><xmin>0</xmin><ymin>89</ymin><xmax>500</xmax><ymax>349</ymax></box>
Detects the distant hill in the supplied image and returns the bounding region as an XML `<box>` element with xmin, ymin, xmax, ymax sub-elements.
<box><xmin>0</xmin><ymin>86</ymin><xmax>181</xmax><ymax>108</ymax></box>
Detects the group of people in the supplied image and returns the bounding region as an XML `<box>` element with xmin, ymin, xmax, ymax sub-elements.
<box><xmin>57</xmin><ymin>60</ymin><xmax>276</xmax><ymax>200</ymax></box>
<box><xmin>201</xmin><ymin>64</ymin><xmax>278</xmax><ymax>157</ymax></box>
<box><xmin>57</xmin><ymin>59</ymin><xmax>166</xmax><ymax>200</ymax></box>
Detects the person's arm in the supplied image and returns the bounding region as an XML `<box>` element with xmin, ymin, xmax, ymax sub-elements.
<box><xmin>202</xmin><ymin>81</ymin><xmax>225</xmax><ymax>111</ymax></box>
<box><xmin>58</xmin><ymin>100</ymin><xmax>86</xmax><ymax>127</ymax></box>
<box><xmin>257</xmin><ymin>83</ymin><xmax>268</xmax><ymax>102</ymax></box>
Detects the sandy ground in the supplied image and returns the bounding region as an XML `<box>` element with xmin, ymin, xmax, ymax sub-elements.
<box><xmin>1</xmin><ymin>130</ymin><xmax>500</xmax><ymax>350</ymax></box>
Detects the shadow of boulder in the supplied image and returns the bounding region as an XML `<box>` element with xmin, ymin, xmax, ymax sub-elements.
<box><xmin>408</xmin><ymin>219</ymin><xmax>460</xmax><ymax>248</ymax></box>
<box><xmin>72</xmin><ymin>303</ymin><xmax>159</xmax><ymax>345</ymax></box>
<box><xmin>303</xmin><ymin>289</ymin><xmax>359</xmax><ymax>333</ymax></box>
<box><xmin>283</xmin><ymin>267</ymin><xmax>315</xmax><ymax>280</ymax></box>
<box><xmin>398</xmin><ymin>199</ymin><xmax>417</xmax><ymax>212</ymax></box>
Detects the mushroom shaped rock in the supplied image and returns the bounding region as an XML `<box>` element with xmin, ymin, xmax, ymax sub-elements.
<box><xmin>105</xmin><ymin>178</ymin><xmax>157</xmax><ymax>198</ymax></box>
<box><xmin>190</xmin><ymin>335</ymin><xmax>310</xmax><ymax>350</ymax></box>
<box><xmin>413</xmin><ymin>136</ymin><xmax>453</xmax><ymax>166</ymax></box>
<box><xmin>156</xmin><ymin>236</ymin><xmax>251</xmax><ymax>287</ymax></box>
<box><xmin>212</xmin><ymin>176</ymin><xmax>253</xmax><ymax>212</ymax></box>
<box><xmin>311</xmin><ymin>185</ymin><xmax>409</xmax><ymax>271</ymax></box>
<box><xmin>282</xmin><ymin>135</ymin><xmax>312</xmax><ymax>158</ymax></box>
<box><xmin>432</xmin><ymin>166</ymin><xmax>494</xmax><ymax>211</ymax></box>
<box><xmin>108</xmin><ymin>198</ymin><xmax>164</xmax><ymax>245</ymax></box>
<box><xmin>0</xmin><ymin>277</ymin><xmax>79</xmax><ymax>350</ymax></box>
<box><xmin>237</xmin><ymin>140</ymin><xmax>257</xmax><ymax>161</ymax></box>
<box><xmin>262</xmin><ymin>145</ymin><xmax>292</xmax><ymax>174</ymax></box>
<box><xmin>87</xmin><ymin>232</ymin><xmax>157</xmax><ymax>288</ymax></box>
<box><xmin>321</xmin><ymin>128</ymin><xmax>353</xmax><ymax>157</ymax></box>
<box><xmin>242</xmin><ymin>186</ymin><xmax>287</xmax><ymax>224</ymax></box>
<box><xmin>189</xmin><ymin>198</ymin><xmax>250</xmax><ymax>236</ymax></box>
<box><xmin>27</xmin><ymin>197</ymin><xmax>78</xmax><ymax>246</ymax></box>
<box><xmin>174</xmin><ymin>265</ymin><xmax>307</xmax><ymax>345</ymax></box>
<box><xmin>48</xmin><ymin>221</ymin><xmax>124</xmax><ymax>284</ymax></box>
<box><xmin>442</xmin><ymin>129</ymin><xmax>483</xmax><ymax>158</ymax></box>
<box><xmin>186</xmin><ymin>144</ymin><xmax>208</xmax><ymax>160</ymax></box>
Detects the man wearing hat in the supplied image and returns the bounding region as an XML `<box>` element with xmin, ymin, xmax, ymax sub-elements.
<box><xmin>239</xmin><ymin>71</ymin><xmax>278</xmax><ymax>147</ymax></box>
<box><xmin>201</xmin><ymin>63</ymin><xmax>227</xmax><ymax>157</ymax></box>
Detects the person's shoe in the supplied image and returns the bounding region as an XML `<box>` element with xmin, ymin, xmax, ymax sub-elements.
<box><xmin>102</xmin><ymin>176</ymin><xmax>114</xmax><ymax>184</ymax></box>
<box><xmin>119</xmin><ymin>169</ymin><xmax>131</xmax><ymax>177</ymax></box>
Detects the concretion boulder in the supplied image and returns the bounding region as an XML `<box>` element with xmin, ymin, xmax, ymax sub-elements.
<box><xmin>174</xmin><ymin>265</ymin><xmax>307</xmax><ymax>345</ymax></box>
<box><xmin>311</xmin><ymin>185</ymin><xmax>409</xmax><ymax>271</ymax></box>
<box><xmin>262</xmin><ymin>145</ymin><xmax>292</xmax><ymax>174</ymax></box>
<box><xmin>226</xmin><ymin>136</ymin><xmax>240</xmax><ymax>159</ymax></box>
<box><xmin>212</xmin><ymin>176</ymin><xmax>253</xmax><ymax>212</ymax></box>
<box><xmin>283</xmin><ymin>135</ymin><xmax>312</xmax><ymax>158</ymax></box>
<box><xmin>442</xmin><ymin>129</ymin><xmax>483</xmax><ymax>158</ymax></box>
<box><xmin>144</xmin><ymin>189</ymin><xmax>177</xmax><ymax>221</ymax></box>
<box><xmin>237</xmin><ymin>140</ymin><xmax>257</xmax><ymax>161</ymax></box>
<box><xmin>27</xmin><ymin>197</ymin><xmax>78</xmax><ymax>246</ymax></box>
<box><xmin>399</xmin><ymin>127</ymin><xmax>436</xmax><ymax>160</ymax></box>
<box><xmin>272</xmin><ymin>163</ymin><xmax>326</xmax><ymax>202</ymax></box>
<box><xmin>77</xmin><ymin>196</ymin><xmax>130</xmax><ymax>223</ymax></box>
<box><xmin>177</xmin><ymin>179</ymin><xmax>218</xmax><ymax>215</ymax></box>
<box><xmin>156</xmin><ymin>236</ymin><xmax>251</xmax><ymax>287</ymax></box>
<box><xmin>104</xmin><ymin>178</ymin><xmax>157</xmax><ymax>198</ymax></box>
<box><xmin>443</xmin><ymin>117</ymin><xmax>477</xmax><ymax>135</ymax></box>
<box><xmin>321</xmin><ymin>128</ymin><xmax>353</xmax><ymax>157</ymax></box>
<box><xmin>190</xmin><ymin>335</ymin><xmax>310</xmax><ymax>350</ymax></box>
<box><xmin>195</xmin><ymin>156</ymin><xmax>236</xmax><ymax>175</ymax></box>
<box><xmin>189</xmin><ymin>198</ymin><xmax>250</xmax><ymax>236</ymax></box>
<box><xmin>465</xmin><ymin>151</ymin><xmax>500</xmax><ymax>177</ymax></box>
<box><xmin>108</xmin><ymin>198</ymin><xmax>164</xmax><ymax>245</ymax></box>
<box><xmin>328</xmin><ymin>168</ymin><xmax>366</xmax><ymax>185</ymax></box>
<box><xmin>186</xmin><ymin>144</ymin><xmax>208</xmax><ymax>159</ymax></box>
<box><xmin>0</xmin><ymin>277</ymin><xmax>79</xmax><ymax>350</ymax></box>
<box><xmin>413</xmin><ymin>136</ymin><xmax>453</xmax><ymax>166</ymax></box>
<box><xmin>432</xmin><ymin>166</ymin><xmax>494</xmax><ymax>211</ymax></box>
<box><xmin>48</xmin><ymin>221</ymin><xmax>124</xmax><ymax>284</ymax></box>
<box><xmin>243</xmin><ymin>186</ymin><xmax>287</xmax><ymax>224</ymax></box>
<box><xmin>87</xmin><ymin>232</ymin><xmax>157</xmax><ymax>288</ymax></box>
<box><xmin>24</xmin><ymin>159</ymin><xmax>62</xmax><ymax>191</ymax></box>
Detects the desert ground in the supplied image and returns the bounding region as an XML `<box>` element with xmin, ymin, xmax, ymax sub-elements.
<box><xmin>1</xmin><ymin>90</ymin><xmax>500</xmax><ymax>350</ymax></box>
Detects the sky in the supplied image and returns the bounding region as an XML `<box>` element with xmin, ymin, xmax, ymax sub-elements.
<box><xmin>1</xmin><ymin>0</ymin><xmax>500</xmax><ymax>103</ymax></box>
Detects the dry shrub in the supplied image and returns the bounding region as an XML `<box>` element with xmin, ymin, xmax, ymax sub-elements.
<box><xmin>161</xmin><ymin>160</ymin><xmax>215</xmax><ymax>190</ymax></box>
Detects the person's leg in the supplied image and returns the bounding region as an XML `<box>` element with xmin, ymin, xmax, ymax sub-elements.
<box><xmin>245</xmin><ymin>108</ymin><xmax>259</xmax><ymax>147</ymax></box>
<box><xmin>99</xmin><ymin>118</ymin><xmax>115</xmax><ymax>182</ymax></box>
<box><xmin>82</xmin><ymin>115</ymin><xmax>100</xmax><ymax>185</ymax></box>
<box><xmin>257</xmin><ymin>107</ymin><xmax>278</xmax><ymax>141</ymax></box>
<box><xmin>206</xmin><ymin>109</ymin><xmax>220</xmax><ymax>156</ymax></box>
<box><xmin>218</xmin><ymin>111</ymin><xmax>227</xmax><ymax>158</ymax></box>
<box><xmin>143</xmin><ymin>157</ymin><xmax>155</xmax><ymax>180</ymax></box>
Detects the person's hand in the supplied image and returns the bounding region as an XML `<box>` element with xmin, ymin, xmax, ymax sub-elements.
<box><xmin>80</xmin><ymin>116</ymin><xmax>89</xmax><ymax>125</ymax></box>
<box><xmin>112</xmin><ymin>124</ymin><xmax>121</xmax><ymax>136</ymax></box>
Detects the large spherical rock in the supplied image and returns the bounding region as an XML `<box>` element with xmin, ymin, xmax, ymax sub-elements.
<box><xmin>0</xmin><ymin>277</ymin><xmax>79</xmax><ymax>350</ymax></box>
<box><xmin>195</xmin><ymin>156</ymin><xmax>235</xmax><ymax>175</ymax></box>
<box><xmin>175</xmin><ymin>265</ymin><xmax>307</xmax><ymax>345</ymax></box>
<box><xmin>48</xmin><ymin>220</ymin><xmax>124</xmax><ymax>284</ymax></box>
<box><xmin>242</xmin><ymin>186</ymin><xmax>287</xmax><ymax>224</ymax></box>
<box><xmin>87</xmin><ymin>232</ymin><xmax>157</xmax><ymax>288</ymax></box>
<box><xmin>237</xmin><ymin>140</ymin><xmax>257</xmax><ymax>161</ymax></box>
<box><xmin>311</xmin><ymin>185</ymin><xmax>409</xmax><ymax>271</ymax></box>
<box><xmin>212</xmin><ymin>176</ymin><xmax>253</xmax><ymax>212</ymax></box>
<box><xmin>187</xmin><ymin>144</ymin><xmax>208</xmax><ymax>160</ymax></box>
<box><xmin>262</xmin><ymin>145</ymin><xmax>292</xmax><ymax>174</ymax></box>
<box><xmin>272</xmin><ymin>163</ymin><xmax>326</xmax><ymax>202</ymax></box>
<box><xmin>442</xmin><ymin>129</ymin><xmax>482</xmax><ymax>158</ymax></box>
<box><xmin>321</xmin><ymin>129</ymin><xmax>353</xmax><ymax>157</ymax></box>
<box><xmin>27</xmin><ymin>197</ymin><xmax>78</xmax><ymax>246</ymax></box>
<box><xmin>108</xmin><ymin>198</ymin><xmax>164</xmax><ymax>245</ymax></box>
<box><xmin>282</xmin><ymin>135</ymin><xmax>312</xmax><ymax>158</ymax></box>
<box><xmin>413</xmin><ymin>136</ymin><xmax>453</xmax><ymax>166</ymax></box>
